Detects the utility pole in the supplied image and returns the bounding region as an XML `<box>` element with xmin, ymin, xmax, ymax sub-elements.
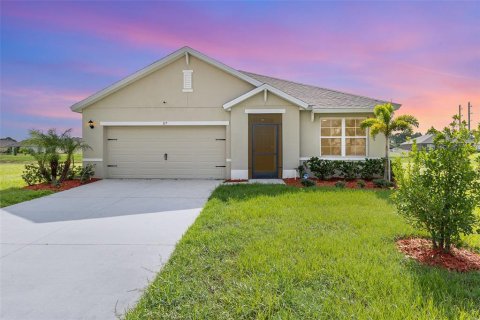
<box><xmin>459</xmin><ymin>104</ymin><xmax>462</xmax><ymax>124</ymax></box>
<box><xmin>467</xmin><ymin>101</ymin><xmax>471</xmax><ymax>131</ymax></box>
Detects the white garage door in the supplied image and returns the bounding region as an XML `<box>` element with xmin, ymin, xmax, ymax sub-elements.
<box><xmin>106</xmin><ymin>126</ymin><xmax>226</xmax><ymax>179</ymax></box>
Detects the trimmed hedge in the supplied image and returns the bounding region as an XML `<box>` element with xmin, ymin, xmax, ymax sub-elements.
<box><xmin>305</xmin><ymin>157</ymin><xmax>384</xmax><ymax>180</ymax></box>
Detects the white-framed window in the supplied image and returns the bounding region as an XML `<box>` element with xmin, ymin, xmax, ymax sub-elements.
<box><xmin>182</xmin><ymin>70</ymin><xmax>193</xmax><ymax>92</ymax></box>
<box><xmin>320</xmin><ymin>117</ymin><xmax>367</xmax><ymax>157</ymax></box>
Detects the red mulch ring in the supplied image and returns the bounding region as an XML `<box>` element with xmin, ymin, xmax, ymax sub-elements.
<box><xmin>24</xmin><ymin>178</ymin><xmax>100</xmax><ymax>192</ymax></box>
<box><xmin>397</xmin><ymin>238</ymin><xmax>480</xmax><ymax>272</ymax></box>
<box><xmin>284</xmin><ymin>178</ymin><xmax>379</xmax><ymax>189</ymax></box>
<box><xmin>224</xmin><ymin>179</ymin><xmax>248</xmax><ymax>183</ymax></box>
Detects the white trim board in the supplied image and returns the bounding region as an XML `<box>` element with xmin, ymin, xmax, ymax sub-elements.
<box><xmin>223</xmin><ymin>84</ymin><xmax>309</xmax><ymax>110</ymax></box>
<box><xmin>244</xmin><ymin>108</ymin><xmax>286</xmax><ymax>114</ymax></box>
<box><xmin>70</xmin><ymin>47</ymin><xmax>262</xmax><ymax>112</ymax></box>
<box><xmin>99</xmin><ymin>121</ymin><xmax>229</xmax><ymax>126</ymax></box>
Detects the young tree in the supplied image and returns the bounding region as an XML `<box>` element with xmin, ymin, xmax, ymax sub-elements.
<box><xmin>393</xmin><ymin>117</ymin><xmax>480</xmax><ymax>253</ymax></box>
<box><xmin>24</xmin><ymin>128</ymin><xmax>90</xmax><ymax>185</ymax></box>
<box><xmin>59</xmin><ymin>130</ymin><xmax>90</xmax><ymax>182</ymax></box>
<box><xmin>360</xmin><ymin>103</ymin><xmax>419</xmax><ymax>181</ymax></box>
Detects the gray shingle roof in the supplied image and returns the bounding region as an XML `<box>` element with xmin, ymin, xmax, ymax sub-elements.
<box><xmin>240</xmin><ymin>71</ymin><xmax>401</xmax><ymax>110</ymax></box>
<box><xmin>401</xmin><ymin>134</ymin><xmax>435</xmax><ymax>146</ymax></box>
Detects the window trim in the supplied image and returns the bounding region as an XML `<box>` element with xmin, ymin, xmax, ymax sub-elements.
<box><xmin>319</xmin><ymin>117</ymin><xmax>368</xmax><ymax>158</ymax></box>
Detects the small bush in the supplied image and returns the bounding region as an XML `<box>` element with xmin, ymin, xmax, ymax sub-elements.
<box><xmin>357</xmin><ymin>179</ymin><xmax>366</xmax><ymax>188</ymax></box>
<box><xmin>307</xmin><ymin>157</ymin><xmax>335</xmax><ymax>180</ymax></box>
<box><xmin>372</xmin><ymin>179</ymin><xmax>394</xmax><ymax>188</ymax></box>
<box><xmin>335</xmin><ymin>181</ymin><xmax>346</xmax><ymax>188</ymax></box>
<box><xmin>339</xmin><ymin>161</ymin><xmax>360</xmax><ymax>180</ymax></box>
<box><xmin>21</xmin><ymin>164</ymin><xmax>44</xmax><ymax>186</ymax></box>
<box><xmin>360</xmin><ymin>158</ymin><xmax>384</xmax><ymax>180</ymax></box>
<box><xmin>78</xmin><ymin>164</ymin><xmax>95</xmax><ymax>183</ymax></box>
<box><xmin>301</xmin><ymin>179</ymin><xmax>315</xmax><ymax>187</ymax></box>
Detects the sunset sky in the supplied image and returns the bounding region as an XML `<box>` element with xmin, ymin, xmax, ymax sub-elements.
<box><xmin>1</xmin><ymin>1</ymin><xmax>479</xmax><ymax>139</ymax></box>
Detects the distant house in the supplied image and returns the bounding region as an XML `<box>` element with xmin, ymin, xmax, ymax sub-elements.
<box><xmin>0</xmin><ymin>137</ymin><xmax>21</xmax><ymax>154</ymax></box>
<box><xmin>400</xmin><ymin>134</ymin><xmax>434</xmax><ymax>151</ymax></box>
<box><xmin>400</xmin><ymin>133</ymin><xmax>480</xmax><ymax>152</ymax></box>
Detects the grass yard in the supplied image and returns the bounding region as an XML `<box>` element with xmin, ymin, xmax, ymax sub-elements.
<box><xmin>126</xmin><ymin>185</ymin><xmax>480</xmax><ymax>320</ymax></box>
<box><xmin>0</xmin><ymin>153</ymin><xmax>82</xmax><ymax>207</ymax></box>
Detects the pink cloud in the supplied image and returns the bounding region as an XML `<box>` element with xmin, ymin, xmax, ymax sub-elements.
<box><xmin>1</xmin><ymin>86</ymin><xmax>86</xmax><ymax>120</ymax></box>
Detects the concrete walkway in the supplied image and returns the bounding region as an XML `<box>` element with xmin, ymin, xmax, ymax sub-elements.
<box><xmin>0</xmin><ymin>179</ymin><xmax>220</xmax><ymax>320</ymax></box>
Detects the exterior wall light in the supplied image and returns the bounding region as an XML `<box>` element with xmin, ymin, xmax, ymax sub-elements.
<box><xmin>88</xmin><ymin>120</ymin><xmax>95</xmax><ymax>129</ymax></box>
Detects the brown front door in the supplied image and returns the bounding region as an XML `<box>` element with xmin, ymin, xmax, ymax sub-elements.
<box><xmin>249</xmin><ymin>114</ymin><xmax>282</xmax><ymax>179</ymax></box>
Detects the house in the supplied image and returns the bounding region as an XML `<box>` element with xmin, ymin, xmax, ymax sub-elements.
<box><xmin>70</xmin><ymin>47</ymin><xmax>400</xmax><ymax>179</ymax></box>
<box><xmin>399</xmin><ymin>134</ymin><xmax>435</xmax><ymax>151</ymax></box>
<box><xmin>0</xmin><ymin>137</ymin><xmax>21</xmax><ymax>154</ymax></box>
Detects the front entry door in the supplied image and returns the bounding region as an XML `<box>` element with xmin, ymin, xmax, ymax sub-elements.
<box><xmin>249</xmin><ymin>114</ymin><xmax>282</xmax><ymax>179</ymax></box>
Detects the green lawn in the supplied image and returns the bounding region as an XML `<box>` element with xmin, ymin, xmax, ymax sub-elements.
<box><xmin>0</xmin><ymin>153</ymin><xmax>82</xmax><ymax>207</ymax></box>
<box><xmin>126</xmin><ymin>185</ymin><xmax>480</xmax><ymax>320</ymax></box>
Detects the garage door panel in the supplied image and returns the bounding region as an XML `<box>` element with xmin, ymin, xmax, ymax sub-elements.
<box><xmin>106</xmin><ymin>126</ymin><xmax>225</xmax><ymax>179</ymax></box>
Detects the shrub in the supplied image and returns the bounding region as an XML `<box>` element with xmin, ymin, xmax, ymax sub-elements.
<box><xmin>24</xmin><ymin>128</ymin><xmax>90</xmax><ymax>186</ymax></box>
<box><xmin>297</xmin><ymin>164</ymin><xmax>306</xmax><ymax>179</ymax></box>
<box><xmin>360</xmin><ymin>158</ymin><xmax>384</xmax><ymax>180</ymax></box>
<box><xmin>335</xmin><ymin>181</ymin><xmax>346</xmax><ymax>188</ymax></box>
<box><xmin>338</xmin><ymin>161</ymin><xmax>360</xmax><ymax>180</ymax></box>
<box><xmin>307</xmin><ymin>157</ymin><xmax>334</xmax><ymax>180</ymax></box>
<box><xmin>301</xmin><ymin>178</ymin><xmax>315</xmax><ymax>187</ymax></box>
<box><xmin>78</xmin><ymin>164</ymin><xmax>95</xmax><ymax>183</ymax></box>
<box><xmin>372</xmin><ymin>179</ymin><xmax>394</xmax><ymax>188</ymax></box>
<box><xmin>21</xmin><ymin>164</ymin><xmax>43</xmax><ymax>186</ymax></box>
<box><xmin>357</xmin><ymin>179</ymin><xmax>366</xmax><ymax>189</ymax></box>
<box><xmin>393</xmin><ymin>118</ymin><xmax>480</xmax><ymax>253</ymax></box>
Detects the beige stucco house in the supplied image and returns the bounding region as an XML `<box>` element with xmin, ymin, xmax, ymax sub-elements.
<box><xmin>71</xmin><ymin>47</ymin><xmax>400</xmax><ymax>180</ymax></box>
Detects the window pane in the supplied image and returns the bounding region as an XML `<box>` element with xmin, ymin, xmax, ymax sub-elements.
<box><xmin>321</xmin><ymin>128</ymin><xmax>330</xmax><ymax>136</ymax></box>
<box><xmin>345</xmin><ymin>138</ymin><xmax>366</xmax><ymax>156</ymax></box>
<box><xmin>345</xmin><ymin>119</ymin><xmax>356</xmax><ymax>127</ymax></box>
<box><xmin>321</xmin><ymin>138</ymin><xmax>341</xmax><ymax>156</ymax></box>
<box><xmin>331</xmin><ymin>127</ymin><xmax>341</xmax><ymax>136</ymax></box>
<box><xmin>346</xmin><ymin>128</ymin><xmax>356</xmax><ymax>136</ymax></box>
<box><xmin>356</xmin><ymin>127</ymin><xmax>366</xmax><ymax>136</ymax></box>
<box><xmin>331</xmin><ymin>119</ymin><xmax>342</xmax><ymax>127</ymax></box>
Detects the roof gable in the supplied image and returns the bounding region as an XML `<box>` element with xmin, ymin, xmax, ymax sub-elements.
<box><xmin>70</xmin><ymin>47</ymin><xmax>262</xmax><ymax>112</ymax></box>
<box><xmin>223</xmin><ymin>84</ymin><xmax>309</xmax><ymax>110</ymax></box>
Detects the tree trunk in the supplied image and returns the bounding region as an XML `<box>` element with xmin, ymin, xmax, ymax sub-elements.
<box><xmin>50</xmin><ymin>159</ymin><xmax>58</xmax><ymax>185</ymax></box>
<box><xmin>385</xmin><ymin>137</ymin><xmax>390</xmax><ymax>181</ymax></box>
<box><xmin>59</xmin><ymin>158</ymin><xmax>71</xmax><ymax>183</ymax></box>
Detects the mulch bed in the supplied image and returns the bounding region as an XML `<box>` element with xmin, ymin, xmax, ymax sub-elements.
<box><xmin>24</xmin><ymin>178</ymin><xmax>100</xmax><ymax>192</ymax></box>
<box><xmin>224</xmin><ymin>179</ymin><xmax>249</xmax><ymax>183</ymax></box>
<box><xmin>397</xmin><ymin>238</ymin><xmax>480</xmax><ymax>272</ymax></box>
<box><xmin>284</xmin><ymin>178</ymin><xmax>379</xmax><ymax>189</ymax></box>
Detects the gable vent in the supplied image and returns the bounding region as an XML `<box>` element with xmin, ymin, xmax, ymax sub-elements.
<box><xmin>182</xmin><ymin>70</ymin><xmax>193</xmax><ymax>92</ymax></box>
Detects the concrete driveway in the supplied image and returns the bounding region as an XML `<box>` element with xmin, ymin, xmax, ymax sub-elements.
<box><xmin>0</xmin><ymin>179</ymin><xmax>220</xmax><ymax>320</ymax></box>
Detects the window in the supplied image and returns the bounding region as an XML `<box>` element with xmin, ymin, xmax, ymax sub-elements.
<box><xmin>182</xmin><ymin>70</ymin><xmax>193</xmax><ymax>92</ymax></box>
<box><xmin>320</xmin><ymin>118</ymin><xmax>367</xmax><ymax>157</ymax></box>
<box><xmin>320</xmin><ymin>119</ymin><xmax>342</xmax><ymax>156</ymax></box>
<box><xmin>345</xmin><ymin>118</ymin><xmax>366</xmax><ymax>156</ymax></box>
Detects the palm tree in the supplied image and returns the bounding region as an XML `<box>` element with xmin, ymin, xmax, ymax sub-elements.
<box><xmin>24</xmin><ymin>129</ymin><xmax>63</xmax><ymax>183</ymax></box>
<box><xmin>59</xmin><ymin>131</ymin><xmax>91</xmax><ymax>182</ymax></box>
<box><xmin>360</xmin><ymin>103</ymin><xmax>419</xmax><ymax>181</ymax></box>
